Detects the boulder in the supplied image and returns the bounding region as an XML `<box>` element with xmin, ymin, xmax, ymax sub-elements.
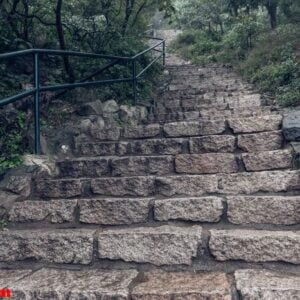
<box><xmin>77</xmin><ymin>100</ymin><xmax>103</xmax><ymax>116</ymax></box>
<box><xmin>283</xmin><ymin>111</ymin><xmax>300</xmax><ymax>141</ymax></box>
<box><xmin>103</xmin><ymin>100</ymin><xmax>119</xmax><ymax>113</ymax></box>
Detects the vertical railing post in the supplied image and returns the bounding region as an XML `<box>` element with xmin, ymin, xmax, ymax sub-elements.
<box><xmin>132</xmin><ymin>59</ymin><xmax>137</xmax><ymax>105</ymax></box>
<box><xmin>34</xmin><ymin>52</ymin><xmax>41</xmax><ymax>154</ymax></box>
<box><xmin>163</xmin><ymin>40</ymin><xmax>166</xmax><ymax>66</ymax></box>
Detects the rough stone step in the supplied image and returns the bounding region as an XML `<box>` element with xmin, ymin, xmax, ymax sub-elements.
<box><xmin>74</xmin><ymin>133</ymin><xmax>240</xmax><ymax>157</ymax></box>
<box><xmin>152</xmin><ymin>107</ymin><xmax>279</xmax><ymax>123</ymax></box>
<box><xmin>97</xmin><ymin>225</ymin><xmax>202</xmax><ymax>265</ymax></box>
<box><xmin>0</xmin><ymin>226</ymin><xmax>201</xmax><ymax>266</ymax></box>
<box><xmin>9</xmin><ymin>194</ymin><xmax>299</xmax><ymax>226</ymax></box>
<box><xmin>8</xmin><ymin>198</ymin><xmax>152</xmax><ymax>225</ymax></box>
<box><xmin>34</xmin><ymin>170</ymin><xmax>300</xmax><ymax>198</ymax></box>
<box><xmin>1</xmin><ymin>268</ymin><xmax>235</xmax><ymax>299</ymax></box>
<box><xmin>209</xmin><ymin>229</ymin><xmax>300</xmax><ymax>264</ymax></box>
<box><xmin>235</xmin><ymin>269</ymin><xmax>300</xmax><ymax>300</ymax></box>
<box><xmin>75</xmin><ymin>137</ymin><xmax>189</xmax><ymax>157</ymax></box>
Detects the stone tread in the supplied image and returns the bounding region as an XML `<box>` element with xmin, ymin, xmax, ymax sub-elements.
<box><xmin>2</xmin><ymin>268</ymin><xmax>300</xmax><ymax>300</ymax></box>
<box><xmin>34</xmin><ymin>170</ymin><xmax>300</xmax><ymax>198</ymax></box>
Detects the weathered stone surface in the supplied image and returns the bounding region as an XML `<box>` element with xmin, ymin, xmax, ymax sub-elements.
<box><xmin>229</xmin><ymin>115</ymin><xmax>282</xmax><ymax>133</ymax></box>
<box><xmin>23</xmin><ymin>154</ymin><xmax>57</xmax><ymax>177</ymax></box>
<box><xmin>218</xmin><ymin>170</ymin><xmax>300</xmax><ymax>194</ymax></box>
<box><xmin>79</xmin><ymin>198</ymin><xmax>151</xmax><ymax>225</ymax></box>
<box><xmin>0</xmin><ymin>229</ymin><xmax>94</xmax><ymax>264</ymax></box>
<box><xmin>1</xmin><ymin>174</ymin><xmax>31</xmax><ymax>198</ymax></box>
<box><xmin>9</xmin><ymin>200</ymin><xmax>77</xmax><ymax>224</ymax></box>
<box><xmin>154</xmin><ymin>197</ymin><xmax>224</xmax><ymax>222</ymax></box>
<box><xmin>156</xmin><ymin>175</ymin><xmax>218</xmax><ymax>196</ymax></box>
<box><xmin>164</xmin><ymin>120</ymin><xmax>225</xmax><ymax>137</ymax></box>
<box><xmin>90</xmin><ymin>125</ymin><xmax>121</xmax><ymax>141</ymax></box>
<box><xmin>238</xmin><ymin>131</ymin><xmax>283</xmax><ymax>152</ymax></box>
<box><xmin>0</xmin><ymin>269</ymin><xmax>32</xmax><ymax>287</ymax></box>
<box><xmin>132</xmin><ymin>271</ymin><xmax>232</xmax><ymax>300</ymax></box>
<box><xmin>8</xmin><ymin>268</ymin><xmax>138</xmax><ymax>300</ymax></box>
<box><xmin>57</xmin><ymin>158</ymin><xmax>110</xmax><ymax>177</ymax></box>
<box><xmin>190</xmin><ymin>135</ymin><xmax>236</xmax><ymax>153</ymax></box>
<box><xmin>176</xmin><ymin>153</ymin><xmax>238</xmax><ymax>174</ymax></box>
<box><xmin>209</xmin><ymin>229</ymin><xmax>300</xmax><ymax>264</ymax></box>
<box><xmin>123</xmin><ymin>124</ymin><xmax>161</xmax><ymax>139</ymax></box>
<box><xmin>227</xmin><ymin>196</ymin><xmax>300</xmax><ymax>225</ymax></box>
<box><xmin>97</xmin><ymin>225</ymin><xmax>202</xmax><ymax>265</ymax></box>
<box><xmin>283</xmin><ymin>110</ymin><xmax>300</xmax><ymax>141</ymax></box>
<box><xmin>235</xmin><ymin>269</ymin><xmax>300</xmax><ymax>300</ymax></box>
<box><xmin>75</xmin><ymin>141</ymin><xmax>118</xmax><ymax>156</ymax></box>
<box><xmin>91</xmin><ymin>177</ymin><xmax>155</xmax><ymax>196</ymax></box>
<box><xmin>111</xmin><ymin>156</ymin><xmax>174</xmax><ymax>176</ymax></box>
<box><xmin>35</xmin><ymin>179</ymin><xmax>82</xmax><ymax>198</ymax></box>
<box><xmin>242</xmin><ymin>149</ymin><xmax>293</xmax><ymax>171</ymax></box>
<box><xmin>0</xmin><ymin>191</ymin><xmax>20</xmax><ymax>218</ymax></box>
<box><xmin>77</xmin><ymin>100</ymin><xmax>103</xmax><ymax>116</ymax></box>
<box><xmin>103</xmin><ymin>99</ymin><xmax>119</xmax><ymax>113</ymax></box>
<box><xmin>123</xmin><ymin>138</ymin><xmax>187</xmax><ymax>155</ymax></box>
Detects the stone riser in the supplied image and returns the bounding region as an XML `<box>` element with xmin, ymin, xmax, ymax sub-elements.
<box><xmin>8</xmin><ymin>195</ymin><xmax>300</xmax><ymax>227</ymax></box>
<box><xmin>75</xmin><ymin>130</ymin><xmax>284</xmax><ymax>157</ymax></box>
<box><xmin>34</xmin><ymin>170</ymin><xmax>300</xmax><ymax>198</ymax></box>
<box><xmin>56</xmin><ymin>149</ymin><xmax>293</xmax><ymax>178</ymax></box>
<box><xmin>1</xmin><ymin>225</ymin><xmax>300</xmax><ymax>267</ymax></box>
<box><xmin>3</xmin><ymin>267</ymin><xmax>300</xmax><ymax>300</ymax></box>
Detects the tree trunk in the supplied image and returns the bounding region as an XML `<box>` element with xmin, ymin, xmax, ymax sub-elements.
<box><xmin>265</xmin><ymin>0</ymin><xmax>278</xmax><ymax>29</ymax></box>
<box><xmin>55</xmin><ymin>0</ymin><xmax>75</xmax><ymax>82</ymax></box>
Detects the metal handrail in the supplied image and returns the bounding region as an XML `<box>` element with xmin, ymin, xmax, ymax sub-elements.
<box><xmin>0</xmin><ymin>37</ymin><xmax>166</xmax><ymax>154</ymax></box>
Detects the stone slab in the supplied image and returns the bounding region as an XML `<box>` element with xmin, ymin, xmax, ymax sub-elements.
<box><xmin>132</xmin><ymin>271</ymin><xmax>232</xmax><ymax>300</ymax></box>
<box><xmin>9</xmin><ymin>200</ymin><xmax>77</xmax><ymax>224</ymax></box>
<box><xmin>91</xmin><ymin>177</ymin><xmax>155</xmax><ymax>197</ymax></box>
<box><xmin>229</xmin><ymin>115</ymin><xmax>282</xmax><ymax>133</ymax></box>
<box><xmin>97</xmin><ymin>225</ymin><xmax>202</xmax><ymax>266</ymax></box>
<box><xmin>35</xmin><ymin>179</ymin><xmax>82</xmax><ymax>199</ymax></box>
<box><xmin>238</xmin><ymin>131</ymin><xmax>283</xmax><ymax>152</ymax></box>
<box><xmin>0</xmin><ymin>229</ymin><xmax>94</xmax><ymax>264</ymax></box>
<box><xmin>156</xmin><ymin>175</ymin><xmax>218</xmax><ymax>196</ymax></box>
<box><xmin>111</xmin><ymin>156</ymin><xmax>174</xmax><ymax>176</ymax></box>
<box><xmin>123</xmin><ymin>124</ymin><xmax>161</xmax><ymax>139</ymax></box>
<box><xmin>164</xmin><ymin>120</ymin><xmax>225</xmax><ymax>137</ymax></box>
<box><xmin>154</xmin><ymin>197</ymin><xmax>224</xmax><ymax>222</ymax></box>
<box><xmin>235</xmin><ymin>269</ymin><xmax>300</xmax><ymax>300</ymax></box>
<box><xmin>227</xmin><ymin>196</ymin><xmax>300</xmax><ymax>225</ymax></box>
<box><xmin>79</xmin><ymin>198</ymin><xmax>151</xmax><ymax>225</ymax></box>
<box><xmin>242</xmin><ymin>149</ymin><xmax>293</xmax><ymax>171</ymax></box>
<box><xmin>176</xmin><ymin>153</ymin><xmax>238</xmax><ymax>174</ymax></box>
<box><xmin>8</xmin><ymin>268</ymin><xmax>138</xmax><ymax>300</ymax></box>
<box><xmin>57</xmin><ymin>158</ymin><xmax>110</xmax><ymax>177</ymax></box>
<box><xmin>209</xmin><ymin>229</ymin><xmax>300</xmax><ymax>264</ymax></box>
<box><xmin>189</xmin><ymin>135</ymin><xmax>236</xmax><ymax>153</ymax></box>
<box><xmin>218</xmin><ymin>170</ymin><xmax>300</xmax><ymax>194</ymax></box>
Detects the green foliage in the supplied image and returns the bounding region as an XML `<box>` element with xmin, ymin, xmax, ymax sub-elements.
<box><xmin>171</xmin><ymin>0</ymin><xmax>300</xmax><ymax>106</ymax></box>
<box><xmin>0</xmin><ymin>220</ymin><xmax>7</xmax><ymax>231</ymax></box>
<box><xmin>0</xmin><ymin>111</ymin><xmax>28</xmax><ymax>176</ymax></box>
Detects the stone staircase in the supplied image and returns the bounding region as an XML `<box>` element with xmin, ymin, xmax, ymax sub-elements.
<box><xmin>1</xmin><ymin>57</ymin><xmax>300</xmax><ymax>299</ymax></box>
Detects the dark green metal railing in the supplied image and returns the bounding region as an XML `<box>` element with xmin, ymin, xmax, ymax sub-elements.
<box><xmin>0</xmin><ymin>37</ymin><xmax>166</xmax><ymax>155</ymax></box>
